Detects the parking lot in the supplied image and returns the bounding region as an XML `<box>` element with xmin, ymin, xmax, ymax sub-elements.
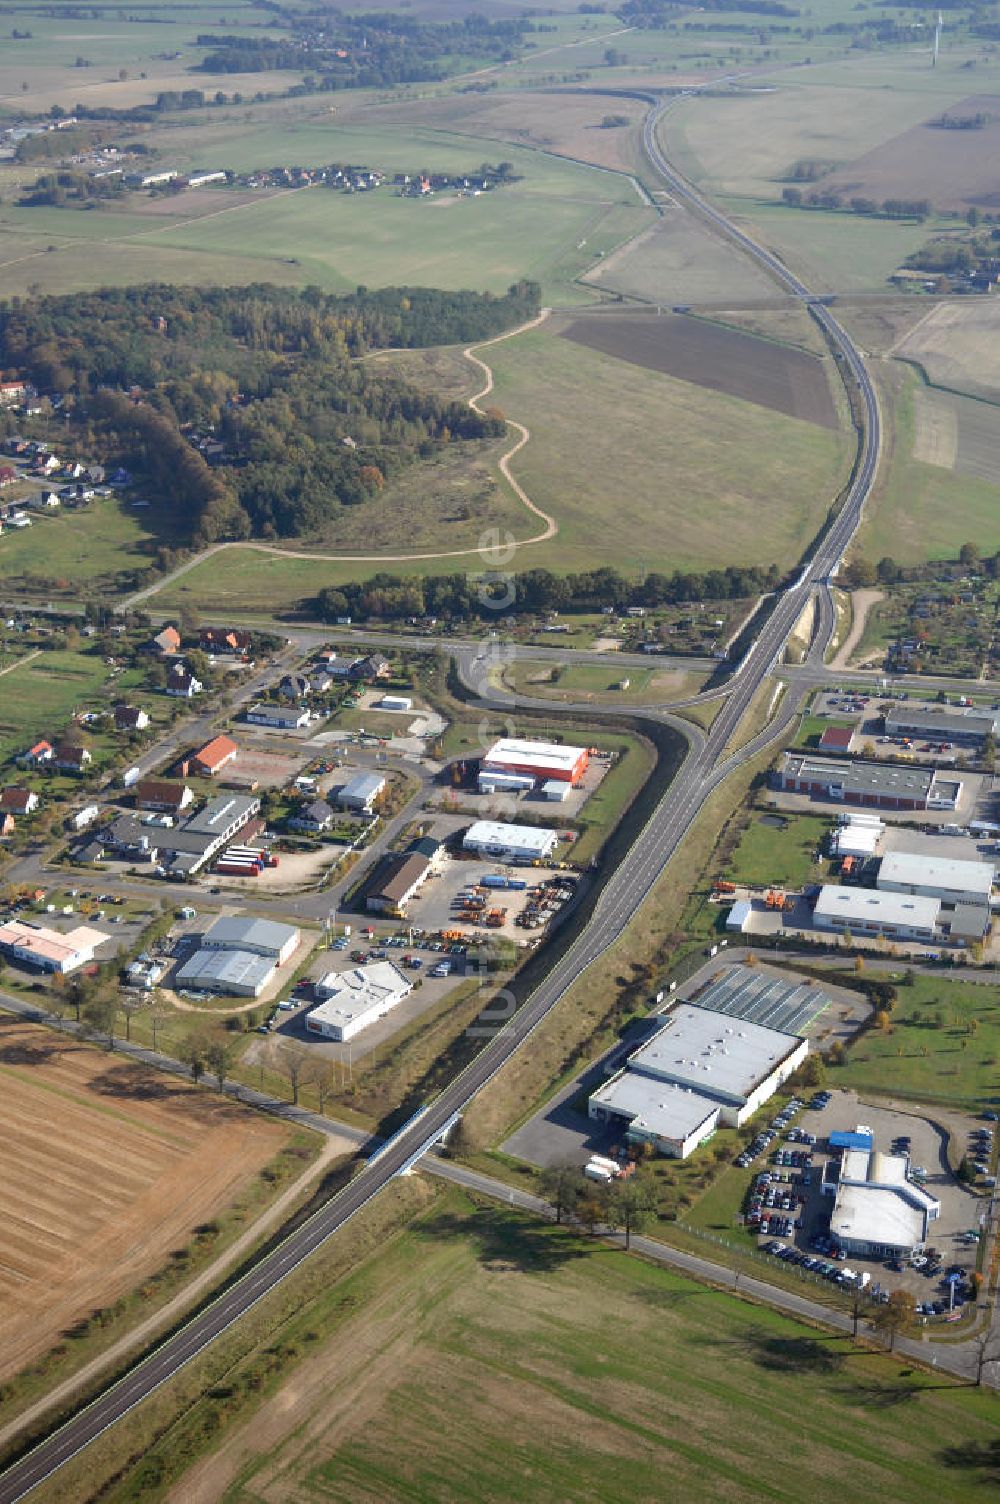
<box><xmin>747</xmin><ymin>1088</ymin><xmax>986</xmax><ymax>1317</ymax></box>
<box><xmin>221</xmin><ymin>745</ymin><xmax>310</xmax><ymax>789</ymax></box>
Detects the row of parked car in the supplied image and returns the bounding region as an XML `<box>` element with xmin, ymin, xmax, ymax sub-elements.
<box><xmin>735</xmin><ymin>1097</ymin><xmax>805</xmax><ymax>1169</ymax></box>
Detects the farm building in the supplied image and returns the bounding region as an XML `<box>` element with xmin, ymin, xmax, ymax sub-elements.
<box><xmin>589</xmin><ymin>1004</ymin><xmax>807</xmax><ymax>1159</ymax></box>
<box><xmin>462</xmin><ymin>820</ymin><xmax>559</xmax><ymax>863</ymax></box>
<box><xmin>245</xmin><ymin>702</ymin><xmax>310</xmax><ymax>730</ymax></box>
<box><xmin>307</xmin><ymin>961</ymin><xmax>412</xmax><ymax>1042</ymax></box>
<box><xmin>877</xmin><ymin>850</ymin><xmax>993</xmax><ymax>908</ymax></box>
<box><xmin>0</xmin><ymin>920</ymin><xmax>107</xmax><ymax>975</ymax></box>
<box><xmin>336</xmin><ymin>772</ymin><xmax>385</xmax><ymax>813</ymax></box>
<box><xmin>884</xmin><ymin>706</ymin><xmax>1000</xmax><ymax>747</ymax></box>
<box><xmin>812</xmin><ymin>886</ymin><xmax>940</xmax><ymax>943</ymax></box>
<box><xmin>365</xmin><ymin>852</ymin><xmax>430</xmax><ymax>916</ymax></box>
<box><xmin>480</xmin><ymin>737</ymin><xmax>589</xmax><ymax>788</ymax></box>
<box><xmin>829</xmin><ymin>1147</ymin><xmax>940</xmax><ymax>1258</ymax></box>
<box><xmin>777</xmin><ymin>754</ymin><xmax>960</xmax><ymax>811</ymax></box>
<box><xmin>199</xmin><ymin>915</ymin><xmax>299</xmax><ymax>965</ymax></box>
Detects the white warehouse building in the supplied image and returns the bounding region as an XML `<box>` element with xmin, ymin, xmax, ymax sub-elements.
<box><xmin>307</xmin><ymin>961</ymin><xmax>412</xmax><ymax>1042</ymax></box>
<box><xmin>830</xmin><ymin>1147</ymin><xmax>940</xmax><ymax>1258</ymax></box>
<box><xmin>463</xmin><ymin>820</ymin><xmax>559</xmax><ymax>864</ymax></box>
<box><xmin>877</xmin><ymin>850</ymin><xmax>994</xmax><ymax>909</ymax></box>
<box><xmin>589</xmin><ymin>1004</ymin><xmax>807</xmax><ymax>1159</ymax></box>
<box><xmin>200</xmin><ymin>915</ymin><xmax>300</xmax><ymax>965</ymax></box>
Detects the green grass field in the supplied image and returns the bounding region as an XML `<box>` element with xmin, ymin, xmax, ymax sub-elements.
<box><xmin>727</xmin><ymin>811</ymin><xmax>832</xmax><ymax>888</ymax></box>
<box><xmin>0</xmin><ymin>647</ymin><xmax>118</xmax><ymax>764</ymax></box>
<box><xmin>93</xmin><ymin>1188</ymin><xmax>1000</xmax><ymax>1504</ymax></box>
<box><xmin>839</xmin><ymin>973</ymin><xmax>1000</xmax><ymax>1111</ymax></box>
<box><xmin>500</xmin><ymin>659</ymin><xmax>704</xmax><ymax>705</ymax></box>
<box><xmin>0</xmin><ymin>499</ymin><xmax>182</xmax><ymax>590</ymax></box>
<box><xmin>859</xmin><ymin>370</ymin><xmax>1000</xmax><ymax>565</ymax></box>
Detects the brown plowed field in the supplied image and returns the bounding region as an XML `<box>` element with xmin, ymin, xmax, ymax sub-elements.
<box><xmin>0</xmin><ymin>1019</ymin><xmax>287</xmax><ymax>1383</ymax></box>
<box><xmin>822</xmin><ymin>95</ymin><xmax>1000</xmax><ymax>212</ymax></box>
<box><xmin>557</xmin><ymin>311</ymin><xmax>839</xmax><ymax>428</ymax></box>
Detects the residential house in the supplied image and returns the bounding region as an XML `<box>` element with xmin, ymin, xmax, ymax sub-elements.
<box><xmin>289</xmin><ymin>798</ymin><xmax>334</xmax><ymax>833</ymax></box>
<box><xmin>151</xmin><ymin>625</ymin><xmax>182</xmax><ymax>656</ymax></box>
<box><xmin>53</xmin><ymin>743</ymin><xmax>93</xmax><ymax>773</ymax></box>
<box><xmin>350</xmin><ymin>652</ymin><xmax>391</xmax><ymax>682</ymax></box>
<box><xmin>278</xmin><ymin>672</ymin><xmax>310</xmax><ymax>700</ymax></box>
<box><xmin>166</xmin><ymin>664</ymin><xmax>203</xmax><ymax>699</ymax></box>
<box><xmin>0</xmin><ymin>381</ymin><xmax>27</xmax><ymax>407</ymax></box>
<box><xmin>114</xmin><ymin>704</ymin><xmax>150</xmax><ymax>732</ymax></box>
<box><xmin>244</xmin><ymin>702</ymin><xmax>309</xmax><ymax>730</ymax></box>
<box><xmin>187</xmin><ymin>734</ymin><xmax>238</xmax><ymax>777</ymax></box>
<box><xmin>310</xmin><ymin>671</ymin><xmax>333</xmax><ymax>695</ymax></box>
<box><xmin>0</xmin><ymin>787</ymin><xmax>39</xmax><ymax>815</ymax></box>
<box><xmin>33</xmin><ymin>454</ymin><xmax>61</xmax><ymax>476</ymax></box>
<box><xmin>0</xmin><ymin>466</ymin><xmax>16</xmax><ymax>488</ymax></box>
<box><xmin>135</xmin><ymin>778</ymin><xmax>193</xmax><ymax>814</ymax></box>
<box><xmin>31</xmin><ymin>490</ymin><xmax>61</xmax><ymax>510</ymax></box>
<box><xmin>20</xmin><ymin>739</ymin><xmax>53</xmax><ymax>767</ymax></box>
<box><xmin>200</xmin><ymin>627</ymin><xmax>252</xmax><ymax>656</ymax></box>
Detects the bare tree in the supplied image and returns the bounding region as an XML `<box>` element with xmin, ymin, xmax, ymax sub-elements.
<box><xmin>205</xmin><ymin>1041</ymin><xmax>233</xmax><ymax>1092</ymax></box>
<box><xmin>179</xmin><ymin>1033</ymin><xmax>209</xmax><ymax>1085</ymax></box>
<box><xmin>874</xmin><ymin>1289</ymin><xmax>915</xmax><ymax>1351</ymax></box>
<box><xmin>82</xmin><ymin>990</ymin><xmax>118</xmax><ymax>1050</ymax></box>
<box><xmin>148</xmin><ymin>1001</ymin><xmax>170</xmax><ymax>1053</ymax></box>
<box><xmin>309</xmin><ymin>1060</ymin><xmax>337</xmax><ymax>1115</ymax></box>
<box><xmin>120</xmin><ymin>996</ymin><xmax>144</xmax><ymax>1043</ymax></box>
<box><xmin>279</xmin><ymin>1043</ymin><xmax>308</xmax><ymax>1105</ymax></box>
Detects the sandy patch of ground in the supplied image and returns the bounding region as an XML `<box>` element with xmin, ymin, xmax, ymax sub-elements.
<box><xmin>829</xmin><ymin>588</ymin><xmax>884</xmax><ymax>671</ymax></box>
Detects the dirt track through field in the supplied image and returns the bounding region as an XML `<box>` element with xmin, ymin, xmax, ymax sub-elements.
<box><xmin>557</xmin><ymin>310</ymin><xmax>840</xmax><ymax>428</ymax></box>
<box><xmin>125</xmin><ymin>310</ymin><xmax>558</xmax><ymax>607</ymax></box>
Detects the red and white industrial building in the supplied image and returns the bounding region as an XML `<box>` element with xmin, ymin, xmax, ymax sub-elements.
<box><xmin>478</xmin><ymin>737</ymin><xmax>588</xmax><ymax>793</ymax></box>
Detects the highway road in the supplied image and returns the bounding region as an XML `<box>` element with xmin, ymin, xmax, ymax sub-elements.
<box><xmin>0</xmin><ymin>100</ymin><xmax>884</xmax><ymax>1503</ymax></box>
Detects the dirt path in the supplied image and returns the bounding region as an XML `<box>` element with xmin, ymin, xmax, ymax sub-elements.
<box><xmin>830</xmin><ymin>588</ymin><xmax>884</xmax><ymax>671</ymax></box>
<box><xmin>0</xmin><ymin>649</ymin><xmax>41</xmax><ymax>679</ymax></box>
<box><xmin>0</xmin><ymin>1134</ymin><xmax>348</xmax><ymax>1453</ymax></box>
<box><xmin>124</xmin><ymin>310</ymin><xmax>556</xmax><ymax>609</ymax></box>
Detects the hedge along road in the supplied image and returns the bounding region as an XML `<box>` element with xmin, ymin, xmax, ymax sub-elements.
<box><xmin>123</xmin><ymin>308</ymin><xmax>558</xmax><ymax>610</ymax></box>
<box><xmin>0</xmin><ymin>97</ymin><xmax>882</xmax><ymax>1504</ymax></box>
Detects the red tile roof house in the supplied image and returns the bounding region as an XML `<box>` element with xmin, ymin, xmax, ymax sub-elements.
<box><xmin>135</xmin><ymin>779</ymin><xmax>193</xmax><ymax>813</ymax></box>
<box><xmin>188</xmin><ymin>735</ymin><xmax>238</xmax><ymax>777</ymax></box>
<box><xmin>0</xmin><ymin>787</ymin><xmax>39</xmax><ymax>815</ymax></box>
<box><xmin>20</xmin><ymin>740</ymin><xmax>53</xmax><ymax>767</ymax></box>
<box><xmin>151</xmin><ymin>625</ymin><xmax>182</xmax><ymax>656</ymax></box>
<box><xmin>201</xmin><ymin>628</ymin><xmax>252</xmax><ymax>655</ymax></box>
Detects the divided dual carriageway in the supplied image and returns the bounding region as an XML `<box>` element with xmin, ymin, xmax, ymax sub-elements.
<box><xmin>0</xmin><ymin>100</ymin><xmax>883</xmax><ymax>1503</ymax></box>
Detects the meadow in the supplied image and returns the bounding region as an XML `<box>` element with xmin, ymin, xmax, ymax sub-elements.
<box><xmin>727</xmin><ymin>811</ymin><xmax>832</xmax><ymax>889</ymax></box>
<box><xmin>71</xmin><ymin>1188</ymin><xmax>1000</xmax><ymax>1504</ymax></box>
<box><xmin>0</xmin><ymin>646</ymin><xmax>125</xmax><ymax>764</ymax></box>
<box><xmin>0</xmin><ymin>498</ymin><xmax>183</xmax><ymax>591</ymax></box>
<box><xmin>500</xmin><ymin>659</ymin><xmax>704</xmax><ymax>705</ymax></box>
<box><xmin>839</xmin><ymin>973</ymin><xmax>1000</xmax><ymax>1112</ymax></box>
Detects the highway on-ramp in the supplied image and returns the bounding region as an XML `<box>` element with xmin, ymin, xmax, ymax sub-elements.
<box><xmin>0</xmin><ymin>100</ymin><xmax>882</xmax><ymax>1504</ymax></box>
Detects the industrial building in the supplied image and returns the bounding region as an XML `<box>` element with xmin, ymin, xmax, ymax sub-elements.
<box><xmin>813</xmin><ymin>886</ymin><xmax>940</xmax><ymax>943</ymax></box>
<box><xmin>480</xmin><ymin>737</ymin><xmax>589</xmax><ymax>789</ymax></box>
<box><xmin>307</xmin><ymin>960</ymin><xmax>412</xmax><ymax>1041</ymax></box>
<box><xmin>589</xmin><ymin>1004</ymin><xmax>807</xmax><ymax>1159</ymax></box>
<box><xmin>159</xmin><ymin>793</ymin><xmax>262</xmax><ymax>876</ymax></box>
<box><xmin>778</xmin><ymin>753</ymin><xmax>961</xmax><ymax>811</ymax></box>
<box><xmin>832</xmin><ymin>818</ymin><xmax>883</xmax><ymax>859</ymax></box>
<box><xmin>365</xmin><ymin>851</ymin><xmax>431</xmax><ymax>915</ymax></box>
<box><xmin>199</xmin><ymin>916</ymin><xmax>299</xmax><ymax>965</ymax></box>
<box><xmin>174</xmin><ymin>947</ymin><xmax>276</xmax><ymax>997</ymax></box>
<box><xmin>829</xmin><ymin>1146</ymin><xmax>940</xmax><ymax>1258</ymax></box>
<box><xmin>462</xmin><ymin>820</ymin><xmax>559</xmax><ymax>864</ymax></box>
<box><xmin>336</xmin><ymin>772</ymin><xmax>385</xmax><ymax>813</ymax></box>
<box><xmin>877</xmin><ymin>850</ymin><xmax>994</xmax><ymax>908</ymax></box>
<box><xmin>0</xmin><ymin>919</ymin><xmax>107</xmax><ymax>974</ymax></box>
<box><xmin>245</xmin><ymin>703</ymin><xmax>310</xmax><ymax>730</ymax></box>
<box><xmin>884</xmin><ymin>706</ymin><xmax>1000</xmax><ymax>747</ymax></box>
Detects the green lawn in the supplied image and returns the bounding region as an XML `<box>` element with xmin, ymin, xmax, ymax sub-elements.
<box><xmin>728</xmin><ymin>812</ymin><xmax>832</xmax><ymax>888</ymax></box>
<box><xmin>839</xmin><ymin>973</ymin><xmax>1000</xmax><ymax>1111</ymax></box>
<box><xmin>793</xmin><ymin>715</ymin><xmax>855</xmax><ymax>749</ymax></box>
<box><xmin>501</xmin><ymin>660</ymin><xmax>703</xmax><ymax>705</ymax></box>
<box><xmin>0</xmin><ymin>648</ymin><xmax>113</xmax><ymax>764</ymax></box>
<box><xmin>0</xmin><ymin>499</ymin><xmax>180</xmax><ymax>591</ymax></box>
<box><xmin>104</xmin><ymin>1188</ymin><xmax>1000</xmax><ymax>1504</ymax></box>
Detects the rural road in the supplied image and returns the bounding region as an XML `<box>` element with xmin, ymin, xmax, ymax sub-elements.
<box><xmin>0</xmin><ymin>96</ymin><xmax>887</xmax><ymax>1504</ymax></box>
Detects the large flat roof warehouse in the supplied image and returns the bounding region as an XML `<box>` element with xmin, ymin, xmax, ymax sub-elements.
<box><xmin>174</xmin><ymin>947</ymin><xmax>276</xmax><ymax>997</ymax></box>
<box><xmin>780</xmin><ymin>753</ymin><xmax>938</xmax><ymax>806</ymax></box>
<box><xmin>590</xmin><ymin>1072</ymin><xmax>720</xmax><ymax>1146</ymax></box>
<box><xmin>813</xmin><ymin>885</ymin><xmax>940</xmax><ymax>935</ymax></box>
<box><xmin>0</xmin><ymin>920</ymin><xmax>107</xmax><ymax>974</ymax></box>
<box><xmin>884</xmin><ymin>706</ymin><xmax>1000</xmax><ymax>741</ymax></box>
<box><xmin>878</xmin><ymin>850</ymin><xmax>994</xmax><ymax>902</ymax></box>
<box><xmin>200</xmin><ymin>915</ymin><xmax>299</xmax><ymax>961</ymax></box>
<box><xmin>627</xmin><ymin>1004</ymin><xmax>804</xmax><ymax>1108</ymax></box>
<box><xmin>181</xmin><ymin>794</ymin><xmax>261</xmax><ymax>838</ymax></box>
<box><xmin>307</xmin><ymin>961</ymin><xmax>412</xmax><ymax>1042</ymax></box>
<box><xmin>462</xmin><ymin>820</ymin><xmax>559</xmax><ymax>861</ymax></box>
<box><xmin>481</xmin><ymin>737</ymin><xmax>589</xmax><ymax>783</ymax></box>
<box><xmin>690</xmin><ymin>965</ymin><xmax>833</xmax><ymax>1036</ymax></box>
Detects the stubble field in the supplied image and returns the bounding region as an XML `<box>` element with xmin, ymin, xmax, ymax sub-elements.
<box><xmin>0</xmin><ymin>1019</ymin><xmax>288</xmax><ymax>1384</ymax></box>
<box><xmin>896</xmin><ymin>300</ymin><xmax>1000</xmax><ymax>403</ymax></box>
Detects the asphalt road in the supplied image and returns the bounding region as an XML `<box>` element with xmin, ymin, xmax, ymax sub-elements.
<box><xmin>0</xmin><ymin>100</ymin><xmax>885</xmax><ymax>1504</ymax></box>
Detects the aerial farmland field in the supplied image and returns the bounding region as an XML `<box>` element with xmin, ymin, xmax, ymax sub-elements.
<box><xmin>0</xmin><ymin>1019</ymin><xmax>290</xmax><ymax>1386</ymax></box>
<box><xmin>896</xmin><ymin>300</ymin><xmax>1000</xmax><ymax>403</ymax></box>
